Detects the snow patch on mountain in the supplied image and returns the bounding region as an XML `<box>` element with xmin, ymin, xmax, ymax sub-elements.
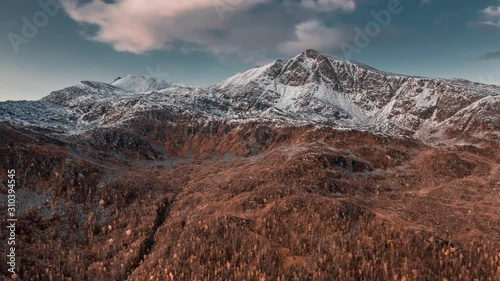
<box><xmin>111</xmin><ymin>74</ymin><xmax>171</xmax><ymax>93</ymax></box>
<box><xmin>0</xmin><ymin>101</ymin><xmax>79</xmax><ymax>133</ymax></box>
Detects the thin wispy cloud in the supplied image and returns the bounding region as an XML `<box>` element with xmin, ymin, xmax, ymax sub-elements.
<box><xmin>478</xmin><ymin>2</ymin><xmax>500</xmax><ymax>27</ymax></box>
<box><xmin>300</xmin><ymin>0</ymin><xmax>356</xmax><ymax>12</ymax></box>
<box><xmin>479</xmin><ymin>50</ymin><xmax>500</xmax><ymax>60</ymax></box>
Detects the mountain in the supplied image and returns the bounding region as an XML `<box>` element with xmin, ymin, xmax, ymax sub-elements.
<box><xmin>1</xmin><ymin>50</ymin><xmax>498</xmax><ymax>280</ymax></box>
<box><xmin>1</xmin><ymin>49</ymin><xmax>498</xmax><ymax>145</ymax></box>
<box><xmin>212</xmin><ymin>49</ymin><xmax>499</xmax><ymax>143</ymax></box>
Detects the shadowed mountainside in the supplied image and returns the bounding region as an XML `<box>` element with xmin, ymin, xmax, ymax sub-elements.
<box><xmin>0</xmin><ymin>119</ymin><xmax>498</xmax><ymax>280</ymax></box>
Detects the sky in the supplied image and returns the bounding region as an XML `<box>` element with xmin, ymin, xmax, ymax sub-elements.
<box><xmin>0</xmin><ymin>0</ymin><xmax>499</xmax><ymax>101</ymax></box>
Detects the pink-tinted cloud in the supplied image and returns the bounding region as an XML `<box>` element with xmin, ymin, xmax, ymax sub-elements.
<box><xmin>61</xmin><ymin>0</ymin><xmax>357</xmax><ymax>59</ymax></box>
<box><xmin>61</xmin><ymin>0</ymin><xmax>269</xmax><ymax>53</ymax></box>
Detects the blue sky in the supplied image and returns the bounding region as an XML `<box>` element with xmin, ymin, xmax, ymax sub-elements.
<box><xmin>1</xmin><ymin>0</ymin><xmax>499</xmax><ymax>101</ymax></box>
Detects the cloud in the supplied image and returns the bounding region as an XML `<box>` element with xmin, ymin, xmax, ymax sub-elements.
<box><xmin>479</xmin><ymin>50</ymin><xmax>500</xmax><ymax>60</ymax></box>
<box><xmin>61</xmin><ymin>0</ymin><xmax>270</xmax><ymax>54</ymax></box>
<box><xmin>279</xmin><ymin>20</ymin><xmax>348</xmax><ymax>55</ymax></box>
<box><xmin>478</xmin><ymin>4</ymin><xmax>500</xmax><ymax>27</ymax></box>
<box><xmin>483</xmin><ymin>5</ymin><xmax>500</xmax><ymax>17</ymax></box>
<box><xmin>300</xmin><ymin>0</ymin><xmax>356</xmax><ymax>12</ymax></box>
<box><xmin>60</xmin><ymin>0</ymin><xmax>357</xmax><ymax>60</ymax></box>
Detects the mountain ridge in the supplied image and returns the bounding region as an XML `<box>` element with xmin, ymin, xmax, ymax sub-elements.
<box><xmin>0</xmin><ymin>50</ymin><xmax>498</xmax><ymax>146</ymax></box>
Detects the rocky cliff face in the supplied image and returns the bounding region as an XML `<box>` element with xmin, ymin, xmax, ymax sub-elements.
<box><xmin>0</xmin><ymin>50</ymin><xmax>499</xmax><ymax>280</ymax></box>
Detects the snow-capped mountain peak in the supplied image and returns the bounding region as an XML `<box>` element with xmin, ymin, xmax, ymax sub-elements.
<box><xmin>111</xmin><ymin>74</ymin><xmax>171</xmax><ymax>93</ymax></box>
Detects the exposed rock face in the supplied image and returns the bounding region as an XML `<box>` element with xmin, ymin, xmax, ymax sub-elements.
<box><xmin>0</xmin><ymin>50</ymin><xmax>498</xmax><ymax>280</ymax></box>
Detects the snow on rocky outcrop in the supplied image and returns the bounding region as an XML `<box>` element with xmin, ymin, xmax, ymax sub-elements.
<box><xmin>111</xmin><ymin>74</ymin><xmax>172</xmax><ymax>93</ymax></box>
